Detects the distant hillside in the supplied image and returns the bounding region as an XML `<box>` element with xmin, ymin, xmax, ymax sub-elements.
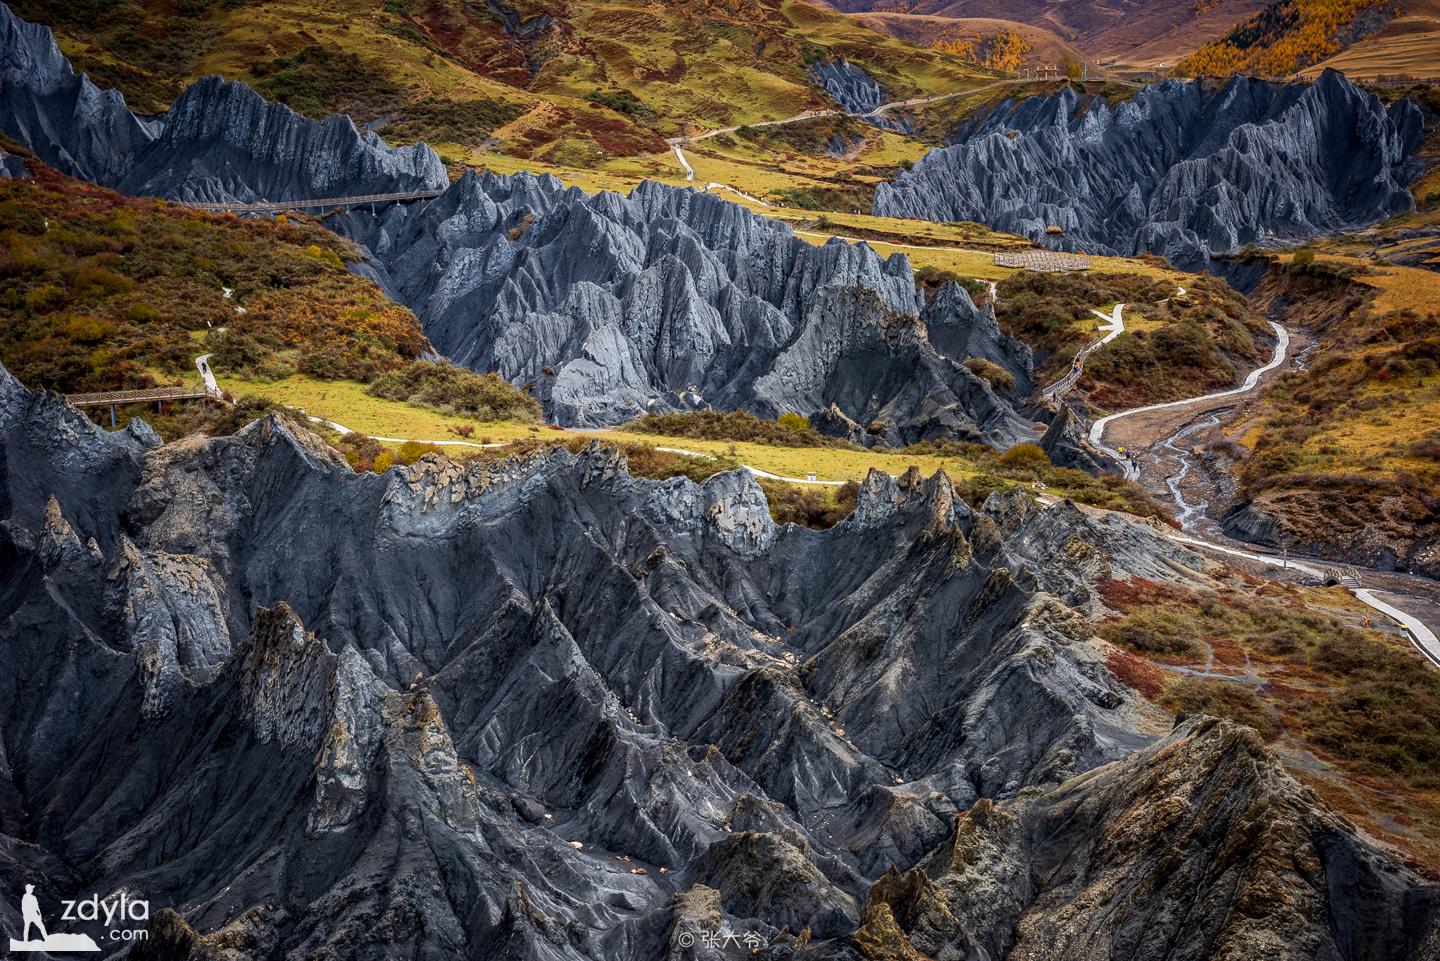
<box><xmin>846</xmin><ymin>12</ymin><xmax>1086</xmax><ymax>72</ymax></box>
<box><xmin>1296</xmin><ymin>0</ymin><xmax>1440</xmax><ymax>79</ymax></box>
<box><xmin>1176</xmin><ymin>0</ymin><xmax>1410</xmax><ymax>78</ymax></box>
<box><xmin>8</xmin><ymin>0</ymin><xmax>988</xmax><ymax>167</ymax></box>
<box><xmin>814</xmin><ymin>0</ymin><xmax>1270</xmax><ymax>66</ymax></box>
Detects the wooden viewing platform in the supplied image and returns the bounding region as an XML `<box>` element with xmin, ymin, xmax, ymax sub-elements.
<box><xmin>66</xmin><ymin>386</ymin><xmax>222</xmax><ymax>426</ymax></box>
<box><xmin>995</xmin><ymin>250</ymin><xmax>1092</xmax><ymax>273</ymax></box>
<box><xmin>178</xmin><ymin>189</ymin><xmax>446</xmax><ymax>214</ymax></box>
<box><xmin>66</xmin><ymin>386</ymin><xmax>215</xmax><ymax>408</ymax></box>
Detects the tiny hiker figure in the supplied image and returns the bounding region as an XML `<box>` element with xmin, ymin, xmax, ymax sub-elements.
<box><xmin>21</xmin><ymin>884</ymin><xmax>48</xmax><ymax>942</ymax></box>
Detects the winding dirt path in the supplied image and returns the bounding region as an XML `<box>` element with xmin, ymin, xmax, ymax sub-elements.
<box><xmin>1042</xmin><ymin>303</ymin><xmax>1126</xmax><ymax>402</ymax></box>
<box><xmin>666</xmin><ymin>77</ymin><xmax>1030</xmax><ymax>150</ymax></box>
<box><xmin>1078</xmin><ymin>323</ymin><xmax>1439</xmax><ymax>668</ymax></box>
<box><xmin>1089</xmin><ymin>321</ymin><xmax>1290</xmax><ymax>479</ymax></box>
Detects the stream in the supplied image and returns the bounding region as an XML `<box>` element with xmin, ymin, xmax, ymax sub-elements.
<box><xmin>1159</xmin><ymin>411</ymin><xmax>1223</xmax><ymax>530</ymax></box>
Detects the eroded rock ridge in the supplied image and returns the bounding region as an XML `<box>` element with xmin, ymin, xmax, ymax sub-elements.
<box><xmin>874</xmin><ymin>71</ymin><xmax>1424</xmax><ymax>268</ymax></box>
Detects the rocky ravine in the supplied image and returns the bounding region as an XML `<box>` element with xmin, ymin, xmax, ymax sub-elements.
<box><xmin>2</xmin><ymin>363</ymin><xmax>1438</xmax><ymax>959</ymax></box>
<box><xmin>0</xmin><ymin>2</ymin><xmax>445</xmax><ymax>202</ymax></box>
<box><xmin>333</xmin><ymin>171</ymin><xmax>1037</xmax><ymax>442</ymax></box>
<box><xmin>874</xmin><ymin>71</ymin><xmax>1425</xmax><ymax>268</ymax></box>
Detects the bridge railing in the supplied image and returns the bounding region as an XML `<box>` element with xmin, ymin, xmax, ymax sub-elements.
<box><xmin>65</xmin><ymin>386</ymin><xmax>216</xmax><ymax>408</ymax></box>
<box><xmin>177</xmin><ymin>189</ymin><xmax>446</xmax><ymax>214</ymax></box>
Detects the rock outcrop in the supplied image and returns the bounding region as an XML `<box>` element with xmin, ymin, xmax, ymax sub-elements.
<box><xmin>812</xmin><ymin>59</ymin><xmax>886</xmax><ymax>115</ymax></box>
<box><xmin>0</xmin><ymin>143</ymin><xmax>26</xmax><ymax>178</ymax></box>
<box><xmin>1039</xmin><ymin>402</ymin><xmax>1107</xmax><ymax>474</ymax></box>
<box><xmin>0</xmin><ymin>1</ymin><xmax>153</xmax><ymax>185</ymax></box>
<box><xmin>874</xmin><ymin>71</ymin><xmax>1425</xmax><ymax>268</ymax></box>
<box><xmin>334</xmin><ymin>171</ymin><xmax>1036</xmax><ymax>444</ymax></box>
<box><xmin>852</xmin><ymin>716</ymin><xmax>1440</xmax><ymax>961</ymax></box>
<box><xmin>114</xmin><ymin>75</ymin><xmax>447</xmax><ymax>204</ymax></box>
<box><xmin>2</xmin><ymin>366</ymin><xmax>1434</xmax><ymax>958</ymax></box>
<box><xmin>0</xmin><ymin>363</ymin><xmax>1138</xmax><ymax>956</ymax></box>
<box><xmin>0</xmin><ymin>2</ymin><xmax>446</xmax><ymax>203</ymax></box>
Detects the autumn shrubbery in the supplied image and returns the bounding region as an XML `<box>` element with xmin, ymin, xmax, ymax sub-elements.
<box><xmin>365</xmin><ymin>361</ymin><xmax>542</xmax><ymax>423</ymax></box>
<box><xmin>1176</xmin><ymin>0</ymin><xmax>1392</xmax><ymax>78</ymax></box>
<box><xmin>996</xmin><ymin>270</ymin><xmax>1268</xmax><ymax>407</ymax></box>
<box><xmin>625</xmin><ymin>410</ymin><xmax>856</xmax><ymax>449</ymax></box>
<box><xmin>252</xmin><ymin>44</ymin><xmax>404</xmax><ymax>121</ymax></box>
<box><xmin>1100</xmin><ymin>578</ymin><xmax>1440</xmax><ymax>787</ymax></box>
<box><xmin>136</xmin><ymin>394</ymin><xmax>294</xmax><ymax>442</ymax></box>
<box><xmin>336</xmin><ymin>433</ymin><xmax>443</xmax><ymax>474</ymax></box>
<box><xmin>759</xmin><ymin>479</ymin><xmax>860</xmax><ymax>529</ymax></box>
<box><xmin>0</xmin><ymin>162</ymin><xmax>430</xmax><ymax>394</ymax></box>
<box><xmin>934</xmin><ymin>29</ymin><xmax>1032</xmax><ymax>72</ymax></box>
<box><xmin>964</xmin><ymin>357</ymin><xmax>1016</xmax><ymax>394</ymax></box>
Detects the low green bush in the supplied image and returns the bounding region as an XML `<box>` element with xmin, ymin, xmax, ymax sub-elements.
<box><xmin>365</xmin><ymin>361</ymin><xmax>542</xmax><ymax>423</ymax></box>
<box><xmin>624</xmin><ymin>410</ymin><xmax>855</xmax><ymax>449</ymax></box>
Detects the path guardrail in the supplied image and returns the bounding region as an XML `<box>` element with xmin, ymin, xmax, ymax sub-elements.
<box><xmin>65</xmin><ymin>386</ymin><xmax>215</xmax><ymax>407</ymax></box>
<box><xmin>178</xmin><ymin>189</ymin><xmax>445</xmax><ymax>214</ymax></box>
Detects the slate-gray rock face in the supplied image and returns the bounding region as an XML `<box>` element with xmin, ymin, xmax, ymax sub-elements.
<box><xmin>0</xmin><ymin>363</ymin><xmax>1145</xmax><ymax>957</ymax></box>
<box><xmin>874</xmin><ymin>71</ymin><xmax>1424</xmax><ymax>268</ymax></box>
<box><xmin>856</xmin><ymin>716</ymin><xmax>1440</xmax><ymax>961</ymax></box>
<box><xmin>0</xmin><ymin>1</ymin><xmax>153</xmax><ymax>185</ymax></box>
<box><xmin>0</xmin><ymin>143</ymin><xmax>26</xmax><ymax>178</ymax></box>
<box><xmin>812</xmin><ymin>59</ymin><xmax>885</xmax><ymax>115</ymax></box>
<box><xmin>810</xmin><ymin>59</ymin><xmax>912</xmax><ymax>133</ymax></box>
<box><xmin>334</xmin><ymin>172</ymin><xmax>1035</xmax><ymax>445</ymax></box>
<box><xmin>115</xmin><ymin>75</ymin><xmax>447</xmax><ymax>203</ymax></box>
<box><xmin>0</xmin><ymin>2</ymin><xmax>446</xmax><ymax>203</ymax></box>
<box><xmin>3</xmin><ymin>366</ymin><xmax>1435</xmax><ymax>959</ymax></box>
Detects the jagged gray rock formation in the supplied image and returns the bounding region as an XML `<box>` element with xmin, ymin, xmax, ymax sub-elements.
<box><xmin>852</xmin><ymin>716</ymin><xmax>1440</xmax><ymax>961</ymax></box>
<box><xmin>0</xmin><ymin>1</ymin><xmax>153</xmax><ymax>185</ymax></box>
<box><xmin>810</xmin><ymin>59</ymin><xmax>912</xmax><ymax>133</ymax></box>
<box><xmin>2</xmin><ymin>366</ymin><xmax>1435</xmax><ymax>958</ymax></box>
<box><xmin>874</xmin><ymin>71</ymin><xmax>1425</xmax><ymax>268</ymax></box>
<box><xmin>0</xmin><ymin>361</ymin><xmax>1227</xmax><ymax>958</ymax></box>
<box><xmin>0</xmin><ymin>143</ymin><xmax>25</xmax><ymax>177</ymax></box>
<box><xmin>1039</xmin><ymin>402</ymin><xmax>1107</xmax><ymax>474</ymax></box>
<box><xmin>811</xmin><ymin>60</ymin><xmax>885</xmax><ymax>115</ymax></box>
<box><xmin>114</xmin><ymin>75</ymin><xmax>447</xmax><ymax>204</ymax></box>
<box><xmin>334</xmin><ymin>172</ymin><xmax>1035</xmax><ymax>445</ymax></box>
<box><xmin>0</xmin><ymin>2</ymin><xmax>446</xmax><ymax>203</ymax></box>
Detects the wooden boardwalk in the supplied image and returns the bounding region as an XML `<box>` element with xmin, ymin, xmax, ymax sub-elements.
<box><xmin>66</xmin><ymin>385</ymin><xmax>223</xmax><ymax>425</ymax></box>
<box><xmin>178</xmin><ymin>189</ymin><xmax>445</xmax><ymax>214</ymax></box>
<box><xmin>66</xmin><ymin>386</ymin><xmax>215</xmax><ymax>408</ymax></box>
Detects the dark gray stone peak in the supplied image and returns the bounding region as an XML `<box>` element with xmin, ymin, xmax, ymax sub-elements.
<box><xmin>1039</xmin><ymin>402</ymin><xmax>1105</xmax><ymax>474</ymax></box>
<box><xmin>812</xmin><ymin>59</ymin><xmax>886</xmax><ymax>116</ymax></box>
<box><xmin>335</xmin><ymin>172</ymin><xmax>1037</xmax><ymax>447</ymax></box>
<box><xmin>0</xmin><ymin>364</ymin><xmax>1192</xmax><ymax>958</ymax></box>
<box><xmin>0</xmin><ymin>2</ymin><xmax>446</xmax><ymax>203</ymax></box>
<box><xmin>874</xmin><ymin>70</ymin><xmax>1422</xmax><ymax>269</ymax></box>
<box><xmin>977</xmin><ymin>487</ymin><xmax>1204</xmax><ymax>610</ymax></box>
<box><xmin>0</xmin><ymin>1</ymin><xmax>153</xmax><ymax>184</ymax></box>
<box><xmin>115</xmin><ymin>74</ymin><xmax>448</xmax><ymax>203</ymax></box>
<box><xmin>0</xmin><ymin>143</ymin><xmax>25</xmax><ymax>178</ymax></box>
<box><xmin>923</xmin><ymin>280</ymin><xmax>1034</xmax><ymax>395</ymax></box>
<box><xmin>861</xmin><ymin>716</ymin><xmax>1440</xmax><ymax>961</ymax></box>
